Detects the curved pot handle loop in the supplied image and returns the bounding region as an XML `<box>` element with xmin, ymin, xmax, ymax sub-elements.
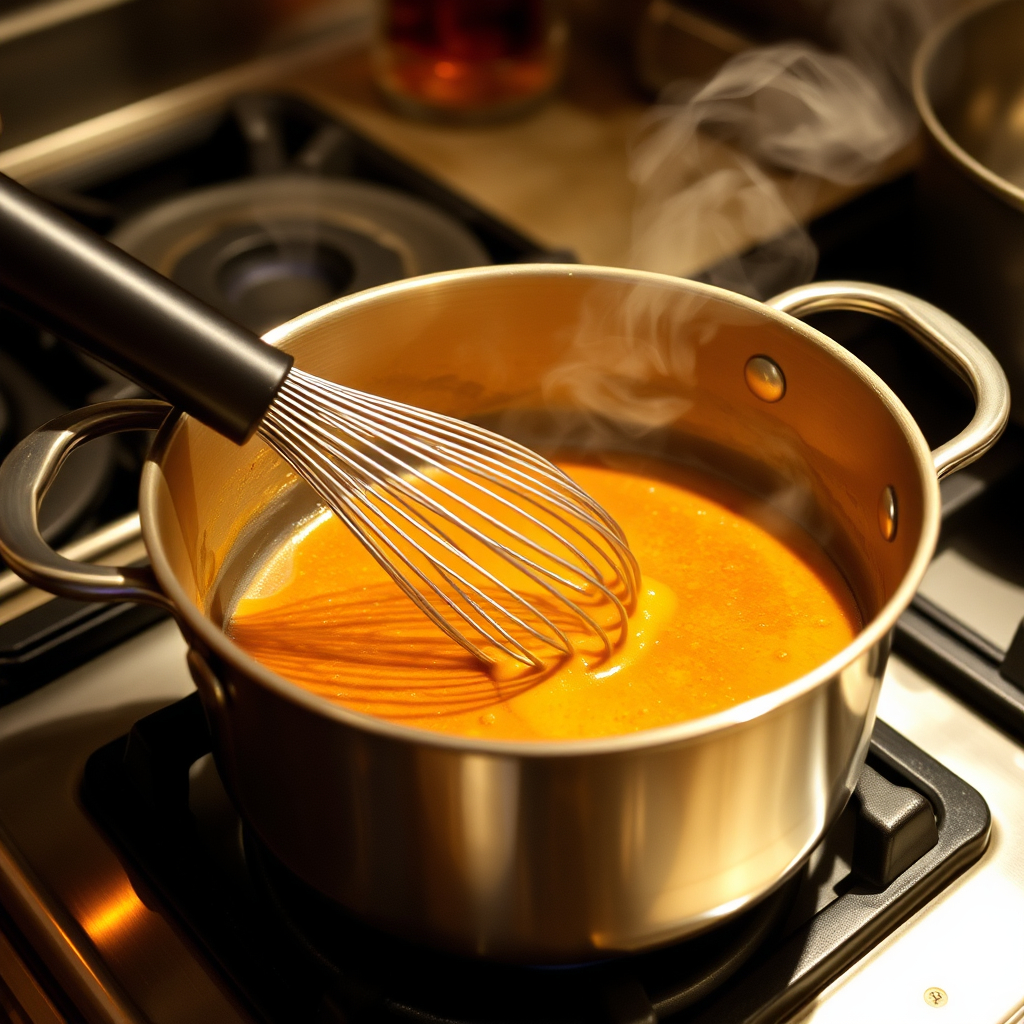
<box><xmin>0</xmin><ymin>399</ymin><xmax>174</xmax><ymax>607</ymax></box>
<box><xmin>767</xmin><ymin>280</ymin><xmax>1010</xmax><ymax>480</ymax></box>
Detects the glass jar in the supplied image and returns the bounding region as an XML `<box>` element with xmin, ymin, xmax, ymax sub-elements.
<box><xmin>372</xmin><ymin>0</ymin><xmax>568</xmax><ymax>123</ymax></box>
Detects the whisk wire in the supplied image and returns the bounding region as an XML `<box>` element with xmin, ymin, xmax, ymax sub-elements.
<box><xmin>299</xmin><ymin>378</ymin><xmax>630</xmax><ymax>540</ymax></box>
<box><xmin>259</xmin><ymin>368</ymin><xmax>640</xmax><ymax>668</ymax></box>
<box><xmin>312</xmin><ymin>379</ymin><xmax>631</xmax><ymax>537</ymax></box>
<box><xmin>276</xmin><ymin>386</ymin><xmax>621</xmax><ymax>593</ymax></box>
<box><xmin>283</xmin><ymin>385</ymin><xmax>635</xmax><ymax>600</ymax></box>
<box><xmin>268</xmin><ymin>406</ymin><xmax>592</xmax><ymax>657</ymax></box>
<box><xmin>259</xmin><ymin>418</ymin><xmax>532</xmax><ymax>665</ymax></box>
<box><xmin>260</xmin><ymin>411</ymin><xmax>575</xmax><ymax>666</ymax></box>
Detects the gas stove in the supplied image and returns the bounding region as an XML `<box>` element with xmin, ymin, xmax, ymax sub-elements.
<box><xmin>0</xmin><ymin>83</ymin><xmax>1022</xmax><ymax>1024</ymax></box>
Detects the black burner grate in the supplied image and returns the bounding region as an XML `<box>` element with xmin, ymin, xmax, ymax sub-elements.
<box><xmin>81</xmin><ymin>695</ymin><xmax>989</xmax><ymax>1024</ymax></box>
<box><xmin>896</xmin><ymin>594</ymin><xmax>1024</xmax><ymax>743</ymax></box>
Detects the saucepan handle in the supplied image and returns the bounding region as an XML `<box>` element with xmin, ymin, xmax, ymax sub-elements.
<box><xmin>767</xmin><ymin>280</ymin><xmax>1010</xmax><ymax>479</ymax></box>
<box><xmin>0</xmin><ymin>399</ymin><xmax>173</xmax><ymax>607</ymax></box>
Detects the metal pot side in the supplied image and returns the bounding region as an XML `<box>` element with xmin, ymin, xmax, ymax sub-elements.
<box><xmin>913</xmin><ymin>0</ymin><xmax>1024</xmax><ymax>423</ymax></box>
<box><xmin>139</xmin><ymin>266</ymin><xmax>942</xmax><ymax>961</ymax></box>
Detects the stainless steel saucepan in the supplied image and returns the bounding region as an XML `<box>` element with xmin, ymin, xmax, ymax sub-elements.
<box><xmin>0</xmin><ymin>266</ymin><xmax>1008</xmax><ymax>962</ymax></box>
<box><xmin>914</xmin><ymin>0</ymin><xmax>1024</xmax><ymax>423</ymax></box>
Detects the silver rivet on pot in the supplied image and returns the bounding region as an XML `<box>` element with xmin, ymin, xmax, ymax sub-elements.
<box><xmin>744</xmin><ymin>356</ymin><xmax>786</xmax><ymax>402</ymax></box>
<box><xmin>878</xmin><ymin>486</ymin><xmax>898</xmax><ymax>542</ymax></box>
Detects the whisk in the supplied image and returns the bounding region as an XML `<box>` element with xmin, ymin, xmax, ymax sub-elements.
<box><xmin>0</xmin><ymin>172</ymin><xmax>638</xmax><ymax>669</ymax></box>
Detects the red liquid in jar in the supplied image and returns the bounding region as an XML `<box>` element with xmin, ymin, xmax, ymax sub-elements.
<box><xmin>375</xmin><ymin>0</ymin><xmax>564</xmax><ymax>118</ymax></box>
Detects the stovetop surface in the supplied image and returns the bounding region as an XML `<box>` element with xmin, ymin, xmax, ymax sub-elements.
<box><xmin>0</xmin><ymin>91</ymin><xmax>1023</xmax><ymax>1023</ymax></box>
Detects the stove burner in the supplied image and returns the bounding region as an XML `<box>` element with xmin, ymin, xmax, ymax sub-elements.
<box><xmin>176</xmin><ymin>220</ymin><xmax>401</xmax><ymax>334</ymax></box>
<box><xmin>111</xmin><ymin>175</ymin><xmax>490</xmax><ymax>334</ymax></box>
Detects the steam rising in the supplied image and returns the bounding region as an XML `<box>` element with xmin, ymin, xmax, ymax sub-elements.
<box><xmin>629</xmin><ymin>0</ymin><xmax>951</xmax><ymax>298</ymax></box>
<box><xmin>541</xmin><ymin>284</ymin><xmax>708</xmax><ymax>434</ymax></box>
<box><xmin>530</xmin><ymin>1</ymin><xmax>951</xmax><ymax>549</ymax></box>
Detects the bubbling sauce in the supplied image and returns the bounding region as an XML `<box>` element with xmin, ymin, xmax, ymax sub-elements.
<box><xmin>227</xmin><ymin>456</ymin><xmax>861</xmax><ymax>740</ymax></box>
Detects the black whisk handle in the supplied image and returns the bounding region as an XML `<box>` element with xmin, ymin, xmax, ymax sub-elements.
<box><xmin>0</xmin><ymin>171</ymin><xmax>293</xmax><ymax>444</ymax></box>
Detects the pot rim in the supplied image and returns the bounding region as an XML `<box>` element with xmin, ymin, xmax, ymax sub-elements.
<box><xmin>912</xmin><ymin>0</ymin><xmax>1024</xmax><ymax>215</ymax></box>
<box><xmin>140</xmin><ymin>264</ymin><xmax>940</xmax><ymax>757</ymax></box>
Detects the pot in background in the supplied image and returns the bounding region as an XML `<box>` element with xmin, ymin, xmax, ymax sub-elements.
<box><xmin>0</xmin><ymin>266</ymin><xmax>1007</xmax><ymax>962</ymax></box>
<box><xmin>913</xmin><ymin>0</ymin><xmax>1024</xmax><ymax>424</ymax></box>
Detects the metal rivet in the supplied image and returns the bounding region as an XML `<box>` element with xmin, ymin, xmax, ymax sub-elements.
<box><xmin>923</xmin><ymin>987</ymin><xmax>948</xmax><ymax>1007</ymax></box>
<box><xmin>744</xmin><ymin>355</ymin><xmax>786</xmax><ymax>402</ymax></box>
<box><xmin>878</xmin><ymin>485</ymin><xmax>898</xmax><ymax>542</ymax></box>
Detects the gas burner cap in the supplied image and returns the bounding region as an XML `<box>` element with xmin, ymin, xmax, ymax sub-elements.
<box><xmin>111</xmin><ymin>175</ymin><xmax>490</xmax><ymax>334</ymax></box>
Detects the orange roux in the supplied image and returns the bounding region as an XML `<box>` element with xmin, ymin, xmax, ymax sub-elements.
<box><xmin>227</xmin><ymin>456</ymin><xmax>861</xmax><ymax>740</ymax></box>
